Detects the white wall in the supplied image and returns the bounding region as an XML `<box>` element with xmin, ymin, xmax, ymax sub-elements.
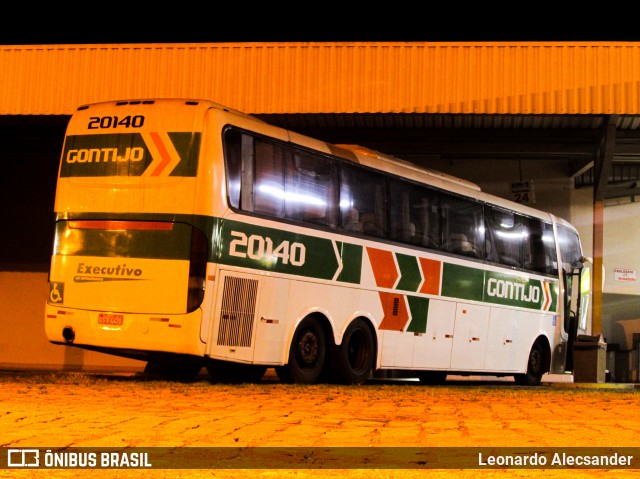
<box><xmin>600</xmin><ymin>200</ymin><xmax>640</xmax><ymax>350</ymax></box>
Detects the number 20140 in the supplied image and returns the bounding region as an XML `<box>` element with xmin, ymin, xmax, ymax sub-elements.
<box><xmin>87</xmin><ymin>116</ymin><xmax>145</xmax><ymax>129</ymax></box>
<box><xmin>229</xmin><ymin>231</ymin><xmax>306</xmax><ymax>266</ymax></box>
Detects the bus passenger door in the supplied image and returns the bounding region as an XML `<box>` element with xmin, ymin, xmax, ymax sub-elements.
<box><xmin>450</xmin><ymin>303</ymin><xmax>490</xmax><ymax>370</ymax></box>
<box><xmin>561</xmin><ymin>263</ymin><xmax>590</xmax><ymax>373</ymax></box>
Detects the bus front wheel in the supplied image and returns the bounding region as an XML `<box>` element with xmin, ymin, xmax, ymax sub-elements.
<box><xmin>331</xmin><ymin>318</ymin><xmax>375</xmax><ymax>385</ymax></box>
<box><xmin>514</xmin><ymin>339</ymin><xmax>547</xmax><ymax>386</ymax></box>
<box><xmin>276</xmin><ymin>317</ymin><xmax>326</xmax><ymax>384</ymax></box>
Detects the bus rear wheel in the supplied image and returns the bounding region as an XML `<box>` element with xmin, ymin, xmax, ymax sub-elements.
<box><xmin>331</xmin><ymin>318</ymin><xmax>375</xmax><ymax>385</ymax></box>
<box><xmin>514</xmin><ymin>339</ymin><xmax>547</xmax><ymax>386</ymax></box>
<box><xmin>276</xmin><ymin>317</ymin><xmax>326</xmax><ymax>384</ymax></box>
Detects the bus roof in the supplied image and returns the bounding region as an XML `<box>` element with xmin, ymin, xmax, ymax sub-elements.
<box><xmin>328</xmin><ymin>145</ymin><xmax>558</xmax><ymax>224</ymax></box>
<box><xmin>335</xmin><ymin>144</ymin><xmax>482</xmax><ymax>192</ymax></box>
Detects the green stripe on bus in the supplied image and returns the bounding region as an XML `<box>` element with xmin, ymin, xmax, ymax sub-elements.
<box><xmin>395</xmin><ymin>253</ymin><xmax>422</xmax><ymax>292</ymax></box>
<box><xmin>442</xmin><ymin>263</ymin><xmax>558</xmax><ymax>311</ymax></box>
<box><xmin>335</xmin><ymin>242</ymin><xmax>363</xmax><ymax>284</ymax></box>
<box><xmin>406</xmin><ymin>296</ymin><xmax>429</xmax><ymax>333</ymax></box>
<box><xmin>219</xmin><ymin>219</ymin><xmax>360</xmax><ymax>284</ymax></box>
<box><xmin>441</xmin><ymin>263</ymin><xmax>484</xmax><ymax>302</ymax></box>
<box><xmin>483</xmin><ymin>270</ymin><xmax>557</xmax><ymax>311</ymax></box>
<box><xmin>58</xmin><ymin>212</ymin><xmax>558</xmax><ymax>311</ymax></box>
<box><xmin>168</xmin><ymin>132</ymin><xmax>200</xmax><ymax>177</ymax></box>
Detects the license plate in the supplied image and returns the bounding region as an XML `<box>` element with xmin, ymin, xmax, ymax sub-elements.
<box><xmin>98</xmin><ymin>313</ymin><xmax>124</xmax><ymax>325</ymax></box>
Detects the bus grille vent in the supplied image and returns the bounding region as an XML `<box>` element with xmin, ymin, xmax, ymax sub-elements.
<box><xmin>392</xmin><ymin>297</ymin><xmax>400</xmax><ymax>316</ymax></box>
<box><xmin>217</xmin><ymin>276</ymin><xmax>258</xmax><ymax>348</ymax></box>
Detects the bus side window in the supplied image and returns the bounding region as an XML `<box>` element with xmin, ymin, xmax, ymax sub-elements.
<box><xmin>485</xmin><ymin>207</ymin><xmax>522</xmax><ymax>268</ymax></box>
<box><xmin>340</xmin><ymin>164</ymin><xmax>387</xmax><ymax>238</ymax></box>
<box><xmin>222</xmin><ymin>128</ymin><xmax>243</xmax><ymax>209</ymax></box>
<box><xmin>523</xmin><ymin>217</ymin><xmax>556</xmax><ymax>275</ymax></box>
<box><xmin>484</xmin><ymin>206</ymin><xmax>499</xmax><ymax>263</ymax></box>
<box><xmin>285</xmin><ymin>150</ymin><xmax>337</xmax><ymax>228</ymax></box>
<box><xmin>343</xmin><ymin>207</ymin><xmax>362</xmax><ymax>232</ymax></box>
<box><xmin>441</xmin><ymin>194</ymin><xmax>483</xmax><ymax>259</ymax></box>
<box><xmin>389</xmin><ymin>180</ymin><xmax>413</xmax><ymax>243</ymax></box>
<box><xmin>253</xmin><ymin>139</ymin><xmax>286</xmax><ymax>217</ymax></box>
<box><xmin>543</xmin><ymin>222</ymin><xmax>558</xmax><ymax>276</ymax></box>
<box><xmin>389</xmin><ymin>180</ymin><xmax>440</xmax><ymax>248</ymax></box>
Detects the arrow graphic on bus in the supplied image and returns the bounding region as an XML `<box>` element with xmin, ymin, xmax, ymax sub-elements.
<box><xmin>542</xmin><ymin>280</ymin><xmax>552</xmax><ymax>311</ymax></box>
<box><xmin>142</xmin><ymin>131</ymin><xmax>182</xmax><ymax>176</ymax></box>
<box><xmin>366</xmin><ymin>247</ymin><xmax>442</xmax><ymax>296</ymax></box>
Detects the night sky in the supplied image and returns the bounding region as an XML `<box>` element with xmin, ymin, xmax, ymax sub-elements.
<box><xmin>3</xmin><ymin>12</ymin><xmax>639</xmax><ymax>45</ymax></box>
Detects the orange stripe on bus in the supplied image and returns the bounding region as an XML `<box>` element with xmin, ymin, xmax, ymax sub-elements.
<box><xmin>378</xmin><ymin>292</ymin><xmax>410</xmax><ymax>331</ymax></box>
<box><xmin>366</xmin><ymin>247</ymin><xmax>398</xmax><ymax>289</ymax></box>
<box><xmin>149</xmin><ymin>131</ymin><xmax>172</xmax><ymax>176</ymax></box>
<box><xmin>543</xmin><ymin>281</ymin><xmax>551</xmax><ymax>311</ymax></box>
<box><xmin>418</xmin><ymin>257</ymin><xmax>442</xmax><ymax>295</ymax></box>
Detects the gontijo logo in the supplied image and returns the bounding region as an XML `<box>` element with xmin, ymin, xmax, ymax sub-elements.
<box><xmin>59</xmin><ymin>132</ymin><xmax>200</xmax><ymax>178</ymax></box>
<box><xmin>65</xmin><ymin>147</ymin><xmax>144</xmax><ymax>163</ymax></box>
<box><xmin>486</xmin><ymin>277</ymin><xmax>541</xmax><ymax>304</ymax></box>
<box><xmin>484</xmin><ymin>271</ymin><xmax>555</xmax><ymax>311</ymax></box>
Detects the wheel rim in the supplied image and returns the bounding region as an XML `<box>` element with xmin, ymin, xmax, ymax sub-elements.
<box><xmin>297</xmin><ymin>331</ymin><xmax>319</xmax><ymax>367</ymax></box>
<box><xmin>529</xmin><ymin>346</ymin><xmax>542</xmax><ymax>374</ymax></box>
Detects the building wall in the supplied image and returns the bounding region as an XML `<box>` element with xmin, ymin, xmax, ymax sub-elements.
<box><xmin>599</xmin><ymin>201</ymin><xmax>640</xmax><ymax>351</ymax></box>
<box><xmin>0</xmin><ymin>272</ymin><xmax>143</xmax><ymax>372</ymax></box>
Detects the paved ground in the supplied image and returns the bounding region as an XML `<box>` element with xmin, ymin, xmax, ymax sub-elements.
<box><xmin>1</xmin><ymin>369</ymin><xmax>639</xmax><ymax>478</ymax></box>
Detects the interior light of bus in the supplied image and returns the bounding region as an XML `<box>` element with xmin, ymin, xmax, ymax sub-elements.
<box><xmin>258</xmin><ymin>184</ymin><xmax>327</xmax><ymax>206</ymax></box>
<box><xmin>495</xmin><ymin>230</ymin><xmax>522</xmax><ymax>240</ymax></box>
<box><xmin>68</xmin><ymin>220</ymin><xmax>174</xmax><ymax>231</ymax></box>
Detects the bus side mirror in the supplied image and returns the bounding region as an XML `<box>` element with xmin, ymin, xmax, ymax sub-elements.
<box><xmin>581</xmin><ymin>255</ymin><xmax>593</xmax><ymax>265</ymax></box>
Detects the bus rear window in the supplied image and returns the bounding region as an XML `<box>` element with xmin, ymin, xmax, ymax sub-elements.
<box><xmin>54</xmin><ymin>220</ymin><xmax>192</xmax><ymax>261</ymax></box>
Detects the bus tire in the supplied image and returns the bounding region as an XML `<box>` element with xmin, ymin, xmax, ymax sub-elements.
<box><xmin>514</xmin><ymin>339</ymin><xmax>547</xmax><ymax>386</ymax></box>
<box><xmin>331</xmin><ymin>318</ymin><xmax>375</xmax><ymax>385</ymax></box>
<box><xmin>278</xmin><ymin>317</ymin><xmax>326</xmax><ymax>384</ymax></box>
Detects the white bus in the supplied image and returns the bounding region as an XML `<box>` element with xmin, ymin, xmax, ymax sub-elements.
<box><xmin>45</xmin><ymin>99</ymin><xmax>591</xmax><ymax>385</ymax></box>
